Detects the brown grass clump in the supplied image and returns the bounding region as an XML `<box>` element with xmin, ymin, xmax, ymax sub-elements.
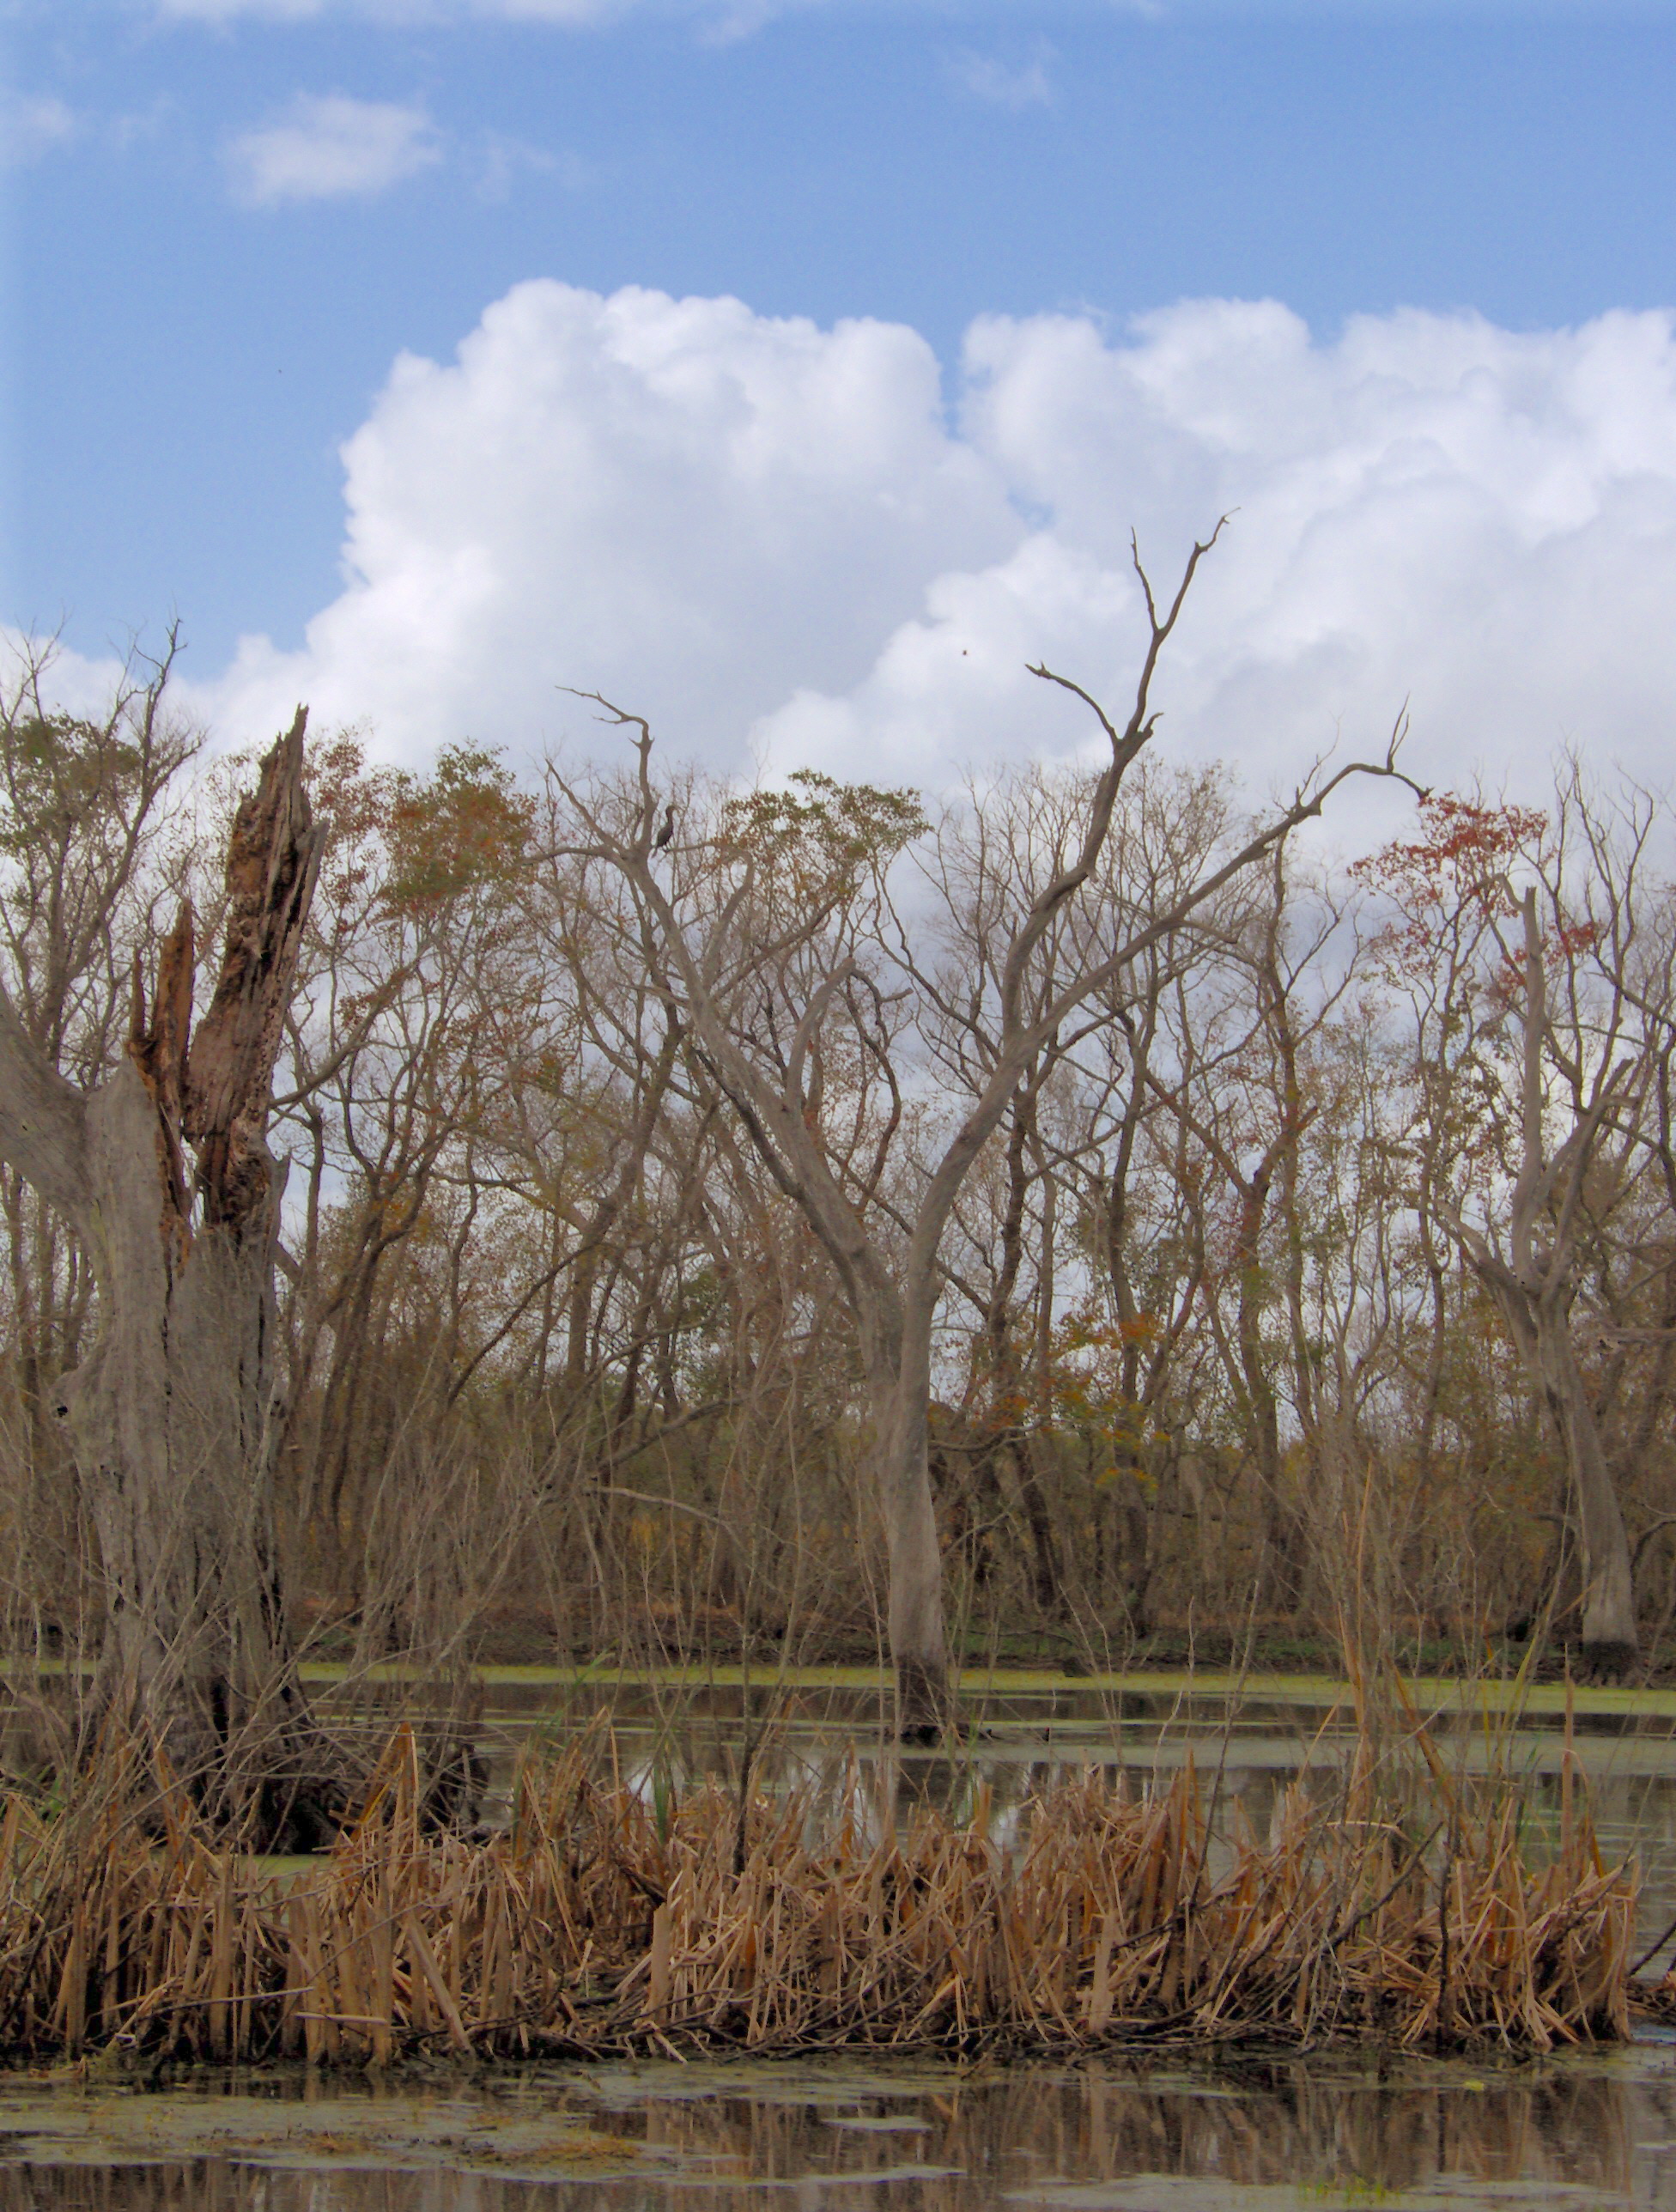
<box><xmin>0</xmin><ymin>1723</ymin><xmax>1634</xmax><ymax>2064</ymax></box>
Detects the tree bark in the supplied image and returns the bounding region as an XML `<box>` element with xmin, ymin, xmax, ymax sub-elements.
<box><xmin>1533</xmin><ymin>1304</ymin><xmax>1637</xmax><ymax>1668</ymax></box>
<box><xmin>1481</xmin><ymin>1278</ymin><xmax>1639</xmax><ymax>1674</ymax></box>
<box><xmin>0</xmin><ymin>714</ymin><xmax>336</xmax><ymax>1839</ymax></box>
<box><xmin>870</xmin><ymin>1355</ymin><xmax>951</xmax><ymax>1738</ymax></box>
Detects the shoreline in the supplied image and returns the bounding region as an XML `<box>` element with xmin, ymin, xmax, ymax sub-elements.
<box><xmin>10</xmin><ymin>1659</ymin><xmax>1676</xmax><ymax>1719</ymax></box>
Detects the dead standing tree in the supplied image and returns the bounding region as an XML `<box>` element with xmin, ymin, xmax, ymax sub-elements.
<box><xmin>556</xmin><ymin>527</ymin><xmax>1419</xmax><ymax>1734</ymax></box>
<box><xmin>0</xmin><ymin>713</ymin><xmax>337</xmax><ymax>1839</ymax></box>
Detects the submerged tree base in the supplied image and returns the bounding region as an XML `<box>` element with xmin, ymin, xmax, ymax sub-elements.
<box><xmin>0</xmin><ymin>1725</ymin><xmax>1633</xmax><ymax>2066</ymax></box>
<box><xmin>1576</xmin><ymin>1637</ymin><xmax>1640</xmax><ymax>1686</ymax></box>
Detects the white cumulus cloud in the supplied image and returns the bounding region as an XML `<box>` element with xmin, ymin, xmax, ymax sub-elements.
<box><xmin>199</xmin><ymin>282</ymin><xmax>1676</xmax><ymax>839</ymax></box>
<box><xmin>209</xmin><ymin>281</ymin><xmax>1020</xmax><ymax>763</ymax></box>
<box><xmin>225</xmin><ymin>94</ymin><xmax>441</xmax><ymax>206</ymax></box>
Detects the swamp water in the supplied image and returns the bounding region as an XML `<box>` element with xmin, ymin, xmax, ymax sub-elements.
<box><xmin>8</xmin><ymin>1672</ymin><xmax>1670</xmax><ymax>2208</ymax></box>
<box><xmin>4</xmin><ymin>2047</ymin><xmax>1676</xmax><ymax>2212</ymax></box>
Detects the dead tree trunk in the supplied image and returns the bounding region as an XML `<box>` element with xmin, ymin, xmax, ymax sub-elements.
<box><xmin>0</xmin><ymin>714</ymin><xmax>337</xmax><ymax>1841</ymax></box>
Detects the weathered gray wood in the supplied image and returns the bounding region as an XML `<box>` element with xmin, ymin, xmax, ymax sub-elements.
<box><xmin>0</xmin><ymin>711</ymin><xmax>334</xmax><ymax>1838</ymax></box>
<box><xmin>0</xmin><ymin>994</ymin><xmax>90</xmax><ymax>1229</ymax></box>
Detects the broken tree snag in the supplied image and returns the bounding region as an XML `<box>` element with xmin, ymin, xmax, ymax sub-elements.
<box><xmin>130</xmin><ymin>902</ymin><xmax>196</xmax><ymax>1231</ymax></box>
<box><xmin>188</xmin><ymin>707</ymin><xmax>323</xmax><ymax>1231</ymax></box>
<box><xmin>0</xmin><ymin>710</ymin><xmax>337</xmax><ymax>1846</ymax></box>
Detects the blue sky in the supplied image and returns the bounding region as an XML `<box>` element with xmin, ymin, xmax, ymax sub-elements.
<box><xmin>7</xmin><ymin>2</ymin><xmax>1676</xmax><ymax>807</ymax></box>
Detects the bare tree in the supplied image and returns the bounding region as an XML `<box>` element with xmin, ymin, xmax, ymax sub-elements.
<box><xmin>550</xmin><ymin>531</ymin><xmax>1417</xmax><ymax>1729</ymax></box>
<box><xmin>0</xmin><ymin>634</ymin><xmax>201</xmax><ymax>1647</ymax></box>
<box><xmin>0</xmin><ymin>708</ymin><xmax>334</xmax><ymax>1836</ymax></box>
<box><xmin>1398</xmin><ymin>775</ymin><xmax>1672</xmax><ymax>1677</ymax></box>
<box><xmin>1437</xmin><ymin>889</ymin><xmax>1637</xmax><ymax>1669</ymax></box>
<box><xmin>930</xmin><ymin>757</ymin><xmax>1238</xmax><ymax>1639</ymax></box>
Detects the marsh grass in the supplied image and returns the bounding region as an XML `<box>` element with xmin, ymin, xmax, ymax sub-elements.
<box><xmin>0</xmin><ymin>1711</ymin><xmax>1637</xmax><ymax>2066</ymax></box>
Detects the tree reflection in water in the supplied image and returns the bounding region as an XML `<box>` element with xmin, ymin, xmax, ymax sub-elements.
<box><xmin>0</xmin><ymin>2053</ymin><xmax>1667</xmax><ymax>2212</ymax></box>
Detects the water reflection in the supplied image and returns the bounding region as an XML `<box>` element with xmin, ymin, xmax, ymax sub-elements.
<box><xmin>3</xmin><ymin>2049</ymin><xmax>1675</xmax><ymax>2211</ymax></box>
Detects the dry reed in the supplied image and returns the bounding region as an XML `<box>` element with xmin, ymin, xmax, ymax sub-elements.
<box><xmin>0</xmin><ymin>1723</ymin><xmax>1634</xmax><ymax>2065</ymax></box>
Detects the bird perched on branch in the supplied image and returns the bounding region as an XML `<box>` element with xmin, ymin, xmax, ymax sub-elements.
<box><xmin>654</xmin><ymin>802</ymin><xmax>677</xmax><ymax>850</ymax></box>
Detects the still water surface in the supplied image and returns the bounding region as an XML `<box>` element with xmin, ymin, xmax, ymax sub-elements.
<box><xmin>15</xmin><ymin>1675</ymin><xmax>1661</xmax><ymax>2211</ymax></box>
<box><xmin>4</xmin><ymin>2048</ymin><xmax>1676</xmax><ymax>2212</ymax></box>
